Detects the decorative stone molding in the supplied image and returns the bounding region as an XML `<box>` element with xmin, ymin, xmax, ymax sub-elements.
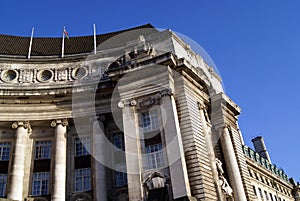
<box><xmin>156</xmin><ymin>88</ymin><xmax>173</xmax><ymax>99</ymax></box>
<box><xmin>36</xmin><ymin>69</ymin><xmax>54</xmax><ymax>82</ymax></box>
<box><xmin>117</xmin><ymin>99</ymin><xmax>137</xmax><ymax>108</ymax></box>
<box><xmin>0</xmin><ymin>65</ymin><xmax>100</xmax><ymax>85</ymax></box>
<box><xmin>198</xmin><ymin>103</ymin><xmax>211</xmax><ymax>123</ymax></box>
<box><xmin>139</xmin><ymin>97</ymin><xmax>156</xmax><ymax>107</ymax></box>
<box><xmin>11</xmin><ymin>121</ymin><xmax>32</xmax><ymax>133</ymax></box>
<box><xmin>1</xmin><ymin>69</ymin><xmax>19</xmax><ymax>83</ymax></box>
<box><xmin>71</xmin><ymin>66</ymin><xmax>88</xmax><ymax>80</ymax></box>
<box><xmin>50</xmin><ymin>119</ymin><xmax>68</xmax><ymax>127</ymax></box>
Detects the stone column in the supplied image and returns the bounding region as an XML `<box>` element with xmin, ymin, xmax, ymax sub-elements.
<box><xmin>92</xmin><ymin>115</ymin><xmax>107</xmax><ymax>201</ymax></box>
<box><xmin>51</xmin><ymin>119</ymin><xmax>68</xmax><ymax>201</ymax></box>
<box><xmin>119</xmin><ymin>100</ymin><xmax>143</xmax><ymax>201</ymax></box>
<box><xmin>220</xmin><ymin>126</ymin><xmax>247</xmax><ymax>201</ymax></box>
<box><xmin>8</xmin><ymin>121</ymin><xmax>31</xmax><ymax>201</ymax></box>
<box><xmin>159</xmin><ymin>90</ymin><xmax>192</xmax><ymax>200</ymax></box>
<box><xmin>199</xmin><ymin>105</ymin><xmax>224</xmax><ymax>201</ymax></box>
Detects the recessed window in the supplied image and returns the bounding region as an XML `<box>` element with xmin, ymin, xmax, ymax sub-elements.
<box><xmin>265</xmin><ymin>190</ymin><xmax>269</xmax><ymax>200</ymax></box>
<box><xmin>112</xmin><ymin>133</ymin><xmax>127</xmax><ymax>188</ymax></box>
<box><xmin>1</xmin><ymin>70</ymin><xmax>18</xmax><ymax>82</ymax></box>
<box><xmin>113</xmin><ymin>133</ymin><xmax>124</xmax><ymax>151</ymax></box>
<box><xmin>253</xmin><ymin>185</ymin><xmax>257</xmax><ymax>196</ymax></box>
<box><xmin>37</xmin><ymin>70</ymin><xmax>53</xmax><ymax>82</ymax></box>
<box><xmin>72</xmin><ymin>67</ymin><xmax>88</xmax><ymax>79</ymax></box>
<box><xmin>75</xmin><ymin>137</ymin><xmax>91</xmax><ymax>156</ymax></box>
<box><xmin>35</xmin><ymin>141</ymin><xmax>51</xmax><ymax>160</ymax></box>
<box><xmin>145</xmin><ymin>143</ymin><xmax>165</xmax><ymax>170</ymax></box>
<box><xmin>0</xmin><ymin>142</ymin><xmax>10</xmax><ymax>161</ymax></box>
<box><xmin>141</xmin><ymin>109</ymin><xmax>160</xmax><ymax>133</ymax></box>
<box><xmin>0</xmin><ymin>174</ymin><xmax>7</xmax><ymax>197</ymax></box>
<box><xmin>113</xmin><ymin>164</ymin><xmax>127</xmax><ymax>188</ymax></box>
<box><xmin>74</xmin><ymin>168</ymin><xmax>91</xmax><ymax>192</ymax></box>
<box><xmin>258</xmin><ymin>188</ymin><xmax>263</xmax><ymax>199</ymax></box>
<box><xmin>269</xmin><ymin>193</ymin><xmax>274</xmax><ymax>201</ymax></box>
<box><xmin>32</xmin><ymin>172</ymin><xmax>50</xmax><ymax>196</ymax></box>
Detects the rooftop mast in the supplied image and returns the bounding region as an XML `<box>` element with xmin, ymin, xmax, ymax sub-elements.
<box><xmin>27</xmin><ymin>27</ymin><xmax>34</xmax><ymax>59</ymax></box>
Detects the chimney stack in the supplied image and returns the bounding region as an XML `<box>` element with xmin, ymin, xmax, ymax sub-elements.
<box><xmin>251</xmin><ymin>136</ymin><xmax>271</xmax><ymax>163</ymax></box>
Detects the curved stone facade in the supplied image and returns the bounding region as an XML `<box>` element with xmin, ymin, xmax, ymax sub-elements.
<box><xmin>0</xmin><ymin>24</ymin><xmax>298</xmax><ymax>201</ymax></box>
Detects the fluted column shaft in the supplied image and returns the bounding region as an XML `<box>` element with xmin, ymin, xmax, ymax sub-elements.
<box><xmin>51</xmin><ymin>119</ymin><xmax>68</xmax><ymax>201</ymax></box>
<box><xmin>92</xmin><ymin>116</ymin><xmax>107</xmax><ymax>201</ymax></box>
<box><xmin>220</xmin><ymin>126</ymin><xmax>247</xmax><ymax>201</ymax></box>
<box><xmin>8</xmin><ymin>121</ymin><xmax>30</xmax><ymax>201</ymax></box>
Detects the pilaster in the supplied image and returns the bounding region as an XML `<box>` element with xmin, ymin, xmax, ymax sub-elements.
<box><xmin>118</xmin><ymin>99</ymin><xmax>144</xmax><ymax>201</ymax></box>
<box><xmin>158</xmin><ymin>90</ymin><xmax>192</xmax><ymax>199</ymax></box>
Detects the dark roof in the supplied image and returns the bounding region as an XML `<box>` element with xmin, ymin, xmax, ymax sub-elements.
<box><xmin>0</xmin><ymin>24</ymin><xmax>156</xmax><ymax>57</ymax></box>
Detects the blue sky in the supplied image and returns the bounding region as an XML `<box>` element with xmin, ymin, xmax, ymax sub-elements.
<box><xmin>1</xmin><ymin>1</ymin><xmax>299</xmax><ymax>180</ymax></box>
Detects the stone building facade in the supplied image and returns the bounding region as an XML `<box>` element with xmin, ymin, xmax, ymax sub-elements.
<box><xmin>0</xmin><ymin>24</ymin><xmax>298</xmax><ymax>201</ymax></box>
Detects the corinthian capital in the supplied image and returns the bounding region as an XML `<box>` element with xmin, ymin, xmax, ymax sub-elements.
<box><xmin>51</xmin><ymin>119</ymin><xmax>68</xmax><ymax>127</ymax></box>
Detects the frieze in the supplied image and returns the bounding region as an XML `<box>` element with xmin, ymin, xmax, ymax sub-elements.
<box><xmin>0</xmin><ymin>65</ymin><xmax>103</xmax><ymax>84</ymax></box>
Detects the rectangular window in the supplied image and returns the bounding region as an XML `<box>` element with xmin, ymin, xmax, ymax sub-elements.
<box><xmin>141</xmin><ymin>110</ymin><xmax>160</xmax><ymax>132</ymax></box>
<box><xmin>265</xmin><ymin>190</ymin><xmax>269</xmax><ymax>200</ymax></box>
<box><xmin>258</xmin><ymin>188</ymin><xmax>263</xmax><ymax>199</ymax></box>
<box><xmin>113</xmin><ymin>133</ymin><xmax>124</xmax><ymax>151</ymax></box>
<box><xmin>253</xmin><ymin>185</ymin><xmax>257</xmax><ymax>195</ymax></box>
<box><xmin>32</xmin><ymin>172</ymin><xmax>50</xmax><ymax>196</ymax></box>
<box><xmin>145</xmin><ymin>143</ymin><xmax>165</xmax><ymax>170</ymax></box>
<box><xmin>0</xmin><ymin>143</ymin><xmax>10</xmax><ymax>161</ymax></box>
<box><xmin>112</xmin><ymin>133</ymin><xmax>127</xmax><ymax>188</ymax></box>
<box><xmin>75</xmin><ymin>137</ymin><xmax>91</xmax><ymax>156</ymax></box>
<box><xmin>74</xmin><ymin>168</ymin><xmax>91</xmax><ymax>192</ymax></box>
<box><xmin>114</xmin><ymin>171</ymin><xmax>127</xmax><ymax>187</ymax></box>
<box><xmin>270</xmin><ymin>193</ymin><xmax>274</xmax><ymax>201</ymax></box>
<box><xmin>0</xmin><ymin>174</ymin><xmax>7</xmax><ymax>197</ymax></box>
<box><xmin>113</xmin><ymin>164</ymin><xmax>127</xmax><ymax>188</ymax></box>
<box><xmin>35</xmin><ymin>141</ymin><xmax>51</xmax><ymax>160</ymax></box>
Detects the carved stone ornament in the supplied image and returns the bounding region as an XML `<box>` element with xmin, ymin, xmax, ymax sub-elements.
<box><xmin>143</xmin><ymin>171</ymin><xmax>166</xmax><ymax>190</ymax></box>
<box><xmin>140</xmin><ymin>97</ymin><xmax>155</xmax><ymax>107</ymax></box>
<box><xmin>51</xmin><ymin>119</ymin><xmax>68</xmax><ymax>127</ymax></box>
<box><xmin>118</xmin><ymin>99</ymin><xmax>137</xmax><ymax>108</ymax></box>
<box><xmin>130</xmin><ymin>99</ymin><xmax>137</xmax><ymax>106</ymax></box>
<box><xmin>215</xmin><ymin>158</ymin><xmax>233</xmax><ymax>198</ymax></box>
<box><xmin>156</xmin><ymin>88</ymin><xmax>173</xmax><ymax>99</ymax></box>
<box><xmin>70</xmin><ymin>193</ymin><xmax>92</xmax><ymax>201</ymax></box>
<box><xmin>220</xmin><ymin>176</ymin><xmax>233</xmax><ymax>198</ymax></box>
<box><xmin>12</xmin><ymin>121</ymin><xmax>32</xmax><ymax>133</ymax></box>
<box><xmin>118</xmin><ymin>101</ymin><xmax>125</xmax><ymax>108</ymax></box>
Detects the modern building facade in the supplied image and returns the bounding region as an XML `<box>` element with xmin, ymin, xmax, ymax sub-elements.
<box><xmin>0</xmin><ymin>24</ymin><xmax>298</xmax><ymax>201</ymax></box>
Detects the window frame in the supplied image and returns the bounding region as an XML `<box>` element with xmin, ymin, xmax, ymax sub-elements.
<box><xmin>74</xmin><ymin>168</ymin><xmax>92</xmax><ymax>192</ymax></box>
<box><xmin>34</xmin><ymin>140</ymin><xmax>52</xmax><ymax>160</ymax></box>
<box><xmin>31</xmin><ymin>172</ymin><xmax>50</xmax><ymax>196</ymax></box>
<box><xmin>0</xmin><ymin>142</ymin><xmax>11</xmax><ymax>161</ymax></box>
